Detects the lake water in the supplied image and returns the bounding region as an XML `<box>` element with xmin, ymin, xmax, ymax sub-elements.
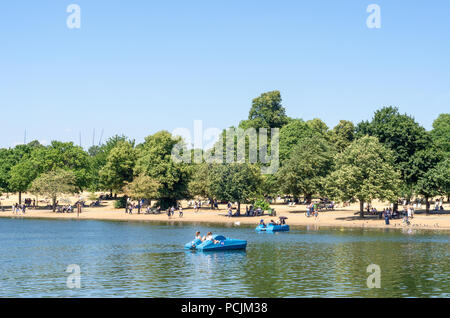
<box><xmin>0</xmin><ymin>218</ymin><xmax>448</xmax><ymax>297</ymax></box>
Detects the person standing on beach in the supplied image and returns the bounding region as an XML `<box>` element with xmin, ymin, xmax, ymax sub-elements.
<box><xmin>179</xmin><ymin>206</ymin><xmax>183</xmax><ymax>218</ymax></box>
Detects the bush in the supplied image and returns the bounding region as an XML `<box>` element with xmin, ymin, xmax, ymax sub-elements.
<box><xmin>114</xmin><ymin>196</ymin><xmax>127</xmax><ymax>209</ymax></box>
<box><xmin>254</xmin><ymin>199</ymin><xmax>270</xmax><ymax>211</ymax></box>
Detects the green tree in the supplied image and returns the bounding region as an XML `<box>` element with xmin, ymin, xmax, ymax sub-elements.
<box><xmin>431</xmin><ymin>114</ymin><xmax>450</xmax><ymax>155</ymax></box>
<box><xmin>415</xmin><ymin>157</ymin><xmax>450</xmax><ymax>213</ymax></box>
<box><xmin>0</xmin><ymin>148</ymin><xmax>15</xmax><ymax>193</ymax></box>
<box><xmin>239</xmin><ymin>91</ymin><xmax>289</xmax><ymax>129</ymax></box>
<box><xmin>9</xmin><ymin>158</ymin><xmax>40</xmax><ymax>204</ymax></box>
<box><xmin>188</xmin><ymin>163</ymin><xmax>216</xmax><ymax>209</ymax></box>
<box><xmin>29</xmin><ymin>169</ymin><xmax>78</xmax><ymax>211</ymax></box>
<box><xmin>356</xmin><ymin>106</ymin><xmax>430</xmax><ymax>190</ymax></box>
<box><xmin>134</xmin><ymin>131</ymin><xmax>190</xmax><ymax>209</ymax></box>
<box><xmin>209</xmin><ymin>163</ymin><xmax>261</xmax><ymax>212</ymax></box>
<box><xmin>0</xmin><ymin>141</ymin><xmax>43</xmax><ymax>196</ymax></box>
<box><xmin>433</xmin><ymin>158</ymin><xmax>450</xmax><ymax>201</ymax></box>
<box><xmin>279</xmin><ymin>119</ymin><xmax>314</xmax><ymax>164</ymax></box>
<box><xmin>31</xmin><ymin>141</ymin><xmax>91</xmax><ymax>190</ymax></box>
<box><xmin>124</xmin><ymin>174</ymin><xmax>160</xmax><ymax>201</ymax></box>
<box><xmin>277</xmin><ymin>135</ymin><xmax>335</xmax><ymax>203</ymax></box>
<box><xmin>326</xmin><ymin>136</ymin><xmax>401</xmax><ymax>217</ymax></box>
<box><xmin>330</xmin><ymin>120</ymin><xmax>355</xmax><ymax>152</ymax></box>
<box><xmin>306</xmin><ymin>118</ymin><xmax>330</xmax><ymax>139</ymax></box>
<box><xmin>88</xmin><ymin>135</ymin><xmax>134</xmax><ymax>191</ymax></box>
<box><xmin>99</xmin><ymin>140</ymin><xmax>136</xmax><ymax>195</ymax></box>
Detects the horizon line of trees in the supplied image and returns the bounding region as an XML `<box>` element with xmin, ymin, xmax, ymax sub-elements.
<box><xmin>0</xmin><ymin>90</ymin><xmax>449</xmax><ymax>215</ymax></box>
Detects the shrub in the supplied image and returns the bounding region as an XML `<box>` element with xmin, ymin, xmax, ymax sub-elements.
<box><xmin>254</xmin><ymin>198</ymin><xmax>270</xmax><ymax>211</ymax></box>
<box><xmin>114</xmin><ymin>196</ymin><xmax>127</xmax><ymax>209</ymax></box>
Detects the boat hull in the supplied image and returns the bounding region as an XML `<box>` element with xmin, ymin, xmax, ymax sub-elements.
<box><xmin>185</xmin><ymin>235</ymin><xmax>247</xmax><ymax>251</ymax></box>
<box><xmin>255</xmin><ymin>224</ymin><xmax>290</xmax><ymax>232</ymax></box>
<box><xmin>184</xmin><ymin>238</ymin><xmax>203</xmax><ymax>250</ymax></box>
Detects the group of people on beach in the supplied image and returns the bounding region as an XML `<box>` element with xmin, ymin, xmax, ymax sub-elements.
<box><xmin>11</xmin><ymin>203</ymin><xmax>26</xmax><ymax>215</ymax></box>
<box><xmin>380</xmin><ymin>206</ymin><xmax>415</xmax><ymax>225</ymax></box>
<box><xmin>306</xmin><ymin>203</ymin><xmax>319</xmax><ymax>218</ymax></box>
<box><xmin>167</xmin><ymin>206</ymin><xmax>183</xmax><ymax>218</ymax></box>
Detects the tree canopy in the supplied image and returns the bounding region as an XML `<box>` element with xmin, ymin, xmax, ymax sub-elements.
<box><xmin>326</xmin><ymin>136</ymin><xmax>401</xmax><ymax>216</ymax></box>
<box><xmin>277</xmin><ymin>135</ymin><xmax>335</xmax><ymax>202</ymax></box>
<box><xmin>239</xmin><ymin>90</ymin><xmax>289</xmax><ymax>129</ymax></box>
<box><xmin>29</xmin><ymin>169</ymin><xmax>78</xmax><ymax>211</ymax></box>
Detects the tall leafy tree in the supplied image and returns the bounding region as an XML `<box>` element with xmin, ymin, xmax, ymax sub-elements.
<box><xmin>5</xmin><ymin>141</ymin><xmax>43</xmax><ymax>202</ymax></box>
<box><xmin>279</xmin><ymin>119</ymin><xmax>315</xmax><ymax>164</ymax></box>
<box><xmin>327</xmin><ymin>136</ymin><xmax>401</xmax><ymax>217</ymax></box>
<box><xmin>88</xmin><ymin>135</ymin><xmax>134</xmax><ymax>191</ymax></box>
<box><xmin>239</xmin><ymin>90</ymin><xmax>289</xmax><ymax>129</ymax></box>
<box><xmin>99</xmin><ymin>140</ymin><xmax>136</xmax><ymax>195</ymax></box>
<box><xmin>29</xmin><ymin>169</ymin><xmax>78</xmax><ymax>211</ymax></box>
<box><xmin>0</xmin><ymin>148</ymin><xmax>15</xmax><ymax>193</ymax></box>
<box><xmin>431</xmin><ymin>113</ymin><xmax>450</xmax><ymax>155</ymax></box>
<box><xmin>415</xmin><ymin>157</ymin><xmax>450</xmax><ymax>213</ymax></box>
<box><xmin>330</xmin><ymin>120</ymin><xmax>355</xmax><ymax>152</ymax></box>
<box><xmin>134</xmin><ymin>131</ymin><xmax>190</xmax><ymax>209</ymax></box>
<box><xmin>306</xmin><ymin>118</ymin><xmax>330</xmax><ymax>140</ymax></box>
<box><xmin>31</xmin><ymin>141</ymin><xmax>91</xmax><ymax>190</ymax></box>
<box><xmin>209</xmin><ymin>163</ymin><xmax>261</xmax><ymax>212</ymax></box>
<box><xmin>277</xmin><ymin>135</ymin><xmax>335</xmax><ymax>203</ymax></box>
<box><xmin>188</xmin><ymin>163</ymin><xmax>216</xmax><ymax>209</ymax></box>
<box><xmin>124</xmin><ymin>174</ymin><xmax>160</xmax><ymax>201</ymax></box>
<box><xmin>432</xmin><ymin>158</ymin><xmax>450</xmax><ymax>201</ymax></box>
<box><xmin>9</xmin><ymin>158</ymin><xmax>40</xmax><ymax>204</ymax></box>
<box><xmin>356</xmin><ymin>106</ymin><xmax>430</xmax><ymax>191</ymax></box>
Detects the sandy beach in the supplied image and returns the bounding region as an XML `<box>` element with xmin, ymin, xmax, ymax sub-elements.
<box><xmin>1</xmin><ymin>193</ymin><xmax>450</xmax><ymax>231</ymax></box>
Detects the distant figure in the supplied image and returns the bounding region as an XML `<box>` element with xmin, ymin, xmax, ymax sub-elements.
<box><xmin>179</xmin><ymin>206</ymin><xmax>183</xmax><ymax>218</ymax></box>
<box><xmin>384</xmin><ymin>211</ymin><xmax>390</xmax><ymax>225</ymax></box>
<box><xmin>227</xmin><ymin>207</ymin><xmax>233</xmax><ymax>217</ymax></box>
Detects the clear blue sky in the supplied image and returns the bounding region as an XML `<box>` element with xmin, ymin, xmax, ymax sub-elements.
<box><xmin>1</xmin><ymin>0</ymin><xmax>449</xmax><ymax>148</ymax></box>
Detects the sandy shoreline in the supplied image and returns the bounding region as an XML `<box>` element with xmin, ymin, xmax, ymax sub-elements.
<box><xmin>1</xmin><ymin>202</ymin><xmax>450</xmax><ymax>232</ymax></box>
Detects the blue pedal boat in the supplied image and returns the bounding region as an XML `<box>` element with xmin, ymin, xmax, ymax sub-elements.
<box><xmin>185</xmin><ymin>235</ymin><xmax>247</xmax><ymax>251</ymax></box>
<box><xmin>255</xmin><ymin>224</ymin><xmax>290</xmax><ymax>232</ymax></box>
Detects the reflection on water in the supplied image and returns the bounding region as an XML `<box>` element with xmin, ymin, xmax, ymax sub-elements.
<box><xmin>0</xmin><ymin>218</ymin><xmax>448</xmax><ymax>297</ymax></box>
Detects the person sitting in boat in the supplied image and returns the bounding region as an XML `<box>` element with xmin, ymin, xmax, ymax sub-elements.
<box><xmin>269</xmin><ymin>219</ymin><xmax>276</xmax><ymax>225</ymax></box>
<box><xmin>279</xmin><ymin>217</ymin><xmax>288</xmax><ymax>225</ymax></box>
<box><xmin>191</xmin><ymin>231</ymin><xmax>203</xmax><ymax>248</ymax></box>
<box><xmin>203</xmin><ymin>232</ymin><xmax>220</xmax><ymax>244</ymax></box>
<box><xmin>259</xmin><ymin>219</ymin><xmax>266</xmax><ymax>227</ymax></box>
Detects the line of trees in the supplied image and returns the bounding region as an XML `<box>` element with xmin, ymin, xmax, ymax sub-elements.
<box><xmin>0</xmin><ymin>91</ymin><xmax>449</xmax><ymax>214</ymax></box>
